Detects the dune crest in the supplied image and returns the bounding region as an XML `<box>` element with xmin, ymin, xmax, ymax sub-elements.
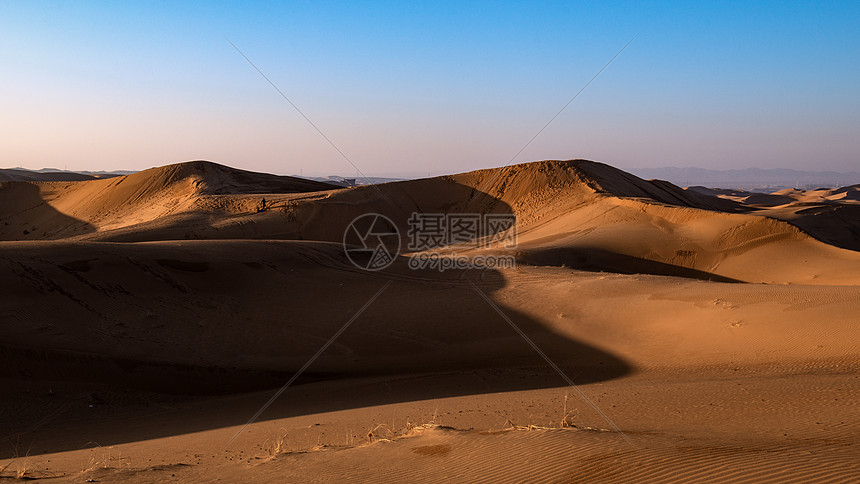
<box><xmin>3</xmin><ymin>159</ymin><xmax>860</xmax><ymax>284</ymax></box>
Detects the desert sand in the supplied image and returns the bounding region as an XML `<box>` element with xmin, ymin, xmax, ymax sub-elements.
<box><xmin>1</xmin><ymin>159</ymin><xmax>858</xmax><ymax>482</ymax></box>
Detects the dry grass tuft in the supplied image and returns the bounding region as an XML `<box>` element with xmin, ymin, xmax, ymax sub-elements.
<box><xmin>561</xmin><ymin>393</ymin><xmax>577</xmax><ymax>428</ymax></box>
<box><xmin>80</xmin><ymin>443</ymin><xmax>131</xmax><ymax>475</ymax></box>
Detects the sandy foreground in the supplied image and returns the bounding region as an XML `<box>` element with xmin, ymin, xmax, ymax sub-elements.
<box><xmin>1</xmin><ymin>160</ymin><xmax>858</xmax><ymax>482</ymax></box>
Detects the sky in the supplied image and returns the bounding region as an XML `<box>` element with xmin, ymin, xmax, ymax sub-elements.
<box><xmin>2</xmin><ymin>1</ymin><xmax>858</xmax><ymax>177</ymax></box>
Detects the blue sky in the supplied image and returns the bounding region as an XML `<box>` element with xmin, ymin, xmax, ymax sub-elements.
<box><xmin>2</xmin><ymin>1</ymin><xmax>858</xmax><ymax>176</ymax></box>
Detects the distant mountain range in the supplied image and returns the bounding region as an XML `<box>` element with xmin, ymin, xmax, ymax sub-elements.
<box><xmin>629</xmin><ymin>167</ymin><xmax>860</xmax><ymax>192</ymax></box>
<box><xmin>29</xmin><ymin>167</ymin><xmax>137</xmax><ymax>175</ymax></box>
<box><xmin>297</xmin><ymin>175</ymin><xmax>406</xmax><ymax>187</ymax></box>
<box><xmin>0</xmin><ymin>167</ymin><xmax>134</xmax><ymax>182</ymax></box>
<box><xmin>0</xmin><ymin>166</ymin><xmax>405</xmax><ymax>186</ymax></box>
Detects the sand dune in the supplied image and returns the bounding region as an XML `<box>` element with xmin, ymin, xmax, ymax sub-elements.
<box><xmin>1</xmin><ymin>159</ymin><xmax>858</xmax><ymax>482</ymax></box>
<box><xmin>0</xmin><ymin>161</ymin><xmax>337</xmax><ymax>240</ymax></box>
<box><xmin>688</xmin><ymin>182</ymin><xmax>860</xmax><ymax>252</ymax></box>
<box><xmin>5</xmin><ymin>159</ymin><xmax>859</xmax><ymax>283</ymax></box>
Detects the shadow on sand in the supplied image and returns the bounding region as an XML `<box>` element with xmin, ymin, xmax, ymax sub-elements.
<box><xmin>0</xmin><ymin>180</ymin><xmax>637</xmax><ymax>457</ymax></box>
<box><xmin>0</xmin><ymin>182</ymin><xmax>96</xmax><ymax>240</ymax></box>
<box><xmin>518</xmin><ymin>247</ymin><xmax>742</xmax><ymax>283</ymax></box>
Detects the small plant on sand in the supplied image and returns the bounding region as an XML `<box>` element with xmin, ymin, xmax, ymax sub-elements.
<box><xmin>268</xmin><ymin>435</ymin><xmax>287</xmax><ymax>457</ymax></box>
<box><xmin>260</xmin><ymin>428</ymin><xmax>291</xmax><ymax>458</ymax></box>
<box><xmin>500</xmin><ymin>395</ymin><xmax>579</xmax><ymax>432</ymax></box>
<box><xmin>80</xmin><ymin>443</ymin><xmax>131</xmax><ymax>475</ymax></box>
<box><xmin>560</xmin><ymin>393</ymin><xmax>577</xmax><ymax>428</ymax></box>
<box><xmin>0</xmin><ymin>460</ymin><xmax>53</xmax><ymax>480</ymax></box>
<box><xmin>2</xmin><ymin>437</ymin><xmax>35</xmax><ymax>480</ymax></box>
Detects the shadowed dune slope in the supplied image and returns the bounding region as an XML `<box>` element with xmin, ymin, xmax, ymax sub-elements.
<box><xmin>0</xmin><ymin>240</ymin><xmax>629</xmax><ymax>392</ymax></box>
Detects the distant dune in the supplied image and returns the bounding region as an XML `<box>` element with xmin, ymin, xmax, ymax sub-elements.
<box><xmin>687</xmin><ymin>183</ymin><xmax>860</xmax><ymax>252</ymax></box>
<box><xmin>0</xmin><ymin>168</ymin><xmax>103</xmax><ymax>182</ymax></box>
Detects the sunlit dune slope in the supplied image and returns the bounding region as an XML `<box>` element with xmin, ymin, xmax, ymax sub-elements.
<box><xmin>0</xmin><ymin>160</ymin><xmax>337</xmax><ymax>239</ymax></box>
<box><xmin>445</xmin><ymin>161</ymin><xmax>860</xmax><ymax>284</ymax></box>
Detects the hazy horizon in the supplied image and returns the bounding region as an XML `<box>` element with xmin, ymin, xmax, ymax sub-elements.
<box><xmin>3</xmin><ymin>2</ymin><xmax>858</xmax><ymax>176</ymax></box>
<box><xmin>5</xmin><ymin>159</ymin><xmax>860</xmax><ymax>182</ymax></box>
<box><xmin>6</xmin><ymin>159</ymin><xmax>860</xmax><ymax>194</ymax></box>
